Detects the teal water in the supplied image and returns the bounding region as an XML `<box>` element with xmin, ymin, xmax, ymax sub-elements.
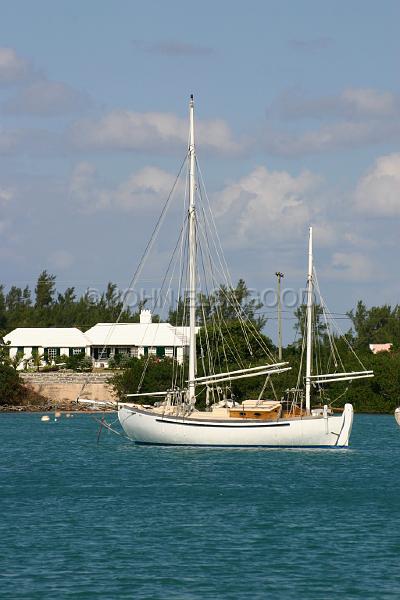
<box><xmin>0</xmin><ymin>414</ymin><xmax>399</xmax><ymax>599</ymax></box>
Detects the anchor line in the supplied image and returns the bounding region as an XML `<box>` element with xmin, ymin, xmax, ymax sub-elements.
<box><xmin>91</xmin><ymin>415</ymin><xmax>131</xmax><ymax>440</ymax></box>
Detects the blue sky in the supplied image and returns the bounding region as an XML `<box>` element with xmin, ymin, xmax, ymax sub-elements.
<box><xmin>1</xmin><ymin>1</ymin><xmax>400</xmax><ymax>342</ymax></box>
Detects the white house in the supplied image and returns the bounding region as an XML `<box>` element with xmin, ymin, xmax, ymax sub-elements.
<box><xmin>3</xmin><ymin>327</ymin><xmax>91</xmax><ymax>368</ymax></box>
<box><xmin>369</xmin><ymin>343</ymin><xmax>393</xmax><ymax>354</ymax></box>
<box><xmin>85</xmin><ymin>310</ymin><xmax>191</xmax><ymax>367</ymax></box>
<box><xmin>3</xmin><ymin>311</ymin><xmax>193</xmax><ymax>369</ymax></box>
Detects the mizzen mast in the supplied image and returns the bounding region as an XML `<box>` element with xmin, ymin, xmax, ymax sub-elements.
<box><xmin>188</xmin><ymin>94</ymin><xmax>197</xmax><ymax>403</ymax></box>
<box><xmin>305</xmin><ymin>226</ymin><xmax>313</xmax><ymax>414</ymax></box>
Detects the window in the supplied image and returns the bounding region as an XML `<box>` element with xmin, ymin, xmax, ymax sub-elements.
<box><xmin>93</xmin><ymin>347</ymin><xmax>111</xmax><ymax>360</ymax></box>
<box><xmin>47</xmin><ymin>348</ymin><xmax>60</xmax><ymax>361</ymax></box>
<box><xmin>115</xmin><ymin>347</ymin><xmax>131</xmax><ymax>356</ymax></box>
<box><xmin>70</xmin><ymin>347</ymin><xmax>84</xmax><ymax>356</ymax></box>
<box><xmin>142</xmin><ymin>346</ymin><xmax>157</xmax><ymax>357</ymax></box>
<box><xmin>156</xmin><ymin>346</ymin><xmax>165</xmax><ymax>358</ymax></box>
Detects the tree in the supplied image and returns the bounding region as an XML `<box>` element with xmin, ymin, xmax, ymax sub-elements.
<box><xmin>197</xmin><ymin>320</ymin><xmax>274</xmax><ymax>368</ymax></box>
<box><xmin>35</xmin><ymin>271</ymin><xmax>56</xmax><ymax>308</ymax></box>
<box><xmin>347</xmin><ymin>301</ymin><xmax>400</xmax><ymax>349</ymax></box>
<box><xmin>6</xmin><ymin>286</ymin><xmax>23</xmax><ymax>311</ymax></box>
<box><xmin>293</xmin><ymin>303</ymin><xmax>327</xmax><ymax>345</ymax></box>
<box><xmin>110</xmin><ymin>357</ymin><xmax>179</xmax><ymax>400</ymax></box>
<box><xmin>57</xmin><ymin>287</ymin><xmax>76</xmax><ymax>306</ymax></box>
<box><xmin>169</xmin><ymin>279</ymin><xmax>266</xmax><ymax>329</ymax></box>
<box><xmin>0</xmin><ymin>363</ymin><xmax>25</xmax><ymax>405</ymax></box>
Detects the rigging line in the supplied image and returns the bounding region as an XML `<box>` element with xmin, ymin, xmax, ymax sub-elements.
<box><xmin>195</xmin><ymin>189</ymin><xmax>239</xmax><ymax>375</ymax></box>
<box><xmin>90</xmin><ymin>415</ymin><xmax>128</xmax><ymax>439</ymax></box>
<box><xmin>269</xmin><ymin>375</ymin><xmax>278</xmax><ymax>402</ymax></box>
<box><xmin>330</xmin><ymin>386</ymin><xmax>350</xmax><ymax>406</ymax></box>
<box><xmin>195</xmin><ymin>190</ymin><xmax>261</xmax><ymax>362</ymax></box>
<box><xmin>197</xmin><ymin>198</ymin><xmax>256</xmax><ymax>355</ymax></box>
<box><xmin>196</xmin><ymin>203</ymin><xmax>237</xmax><ymax>376</ymax></box>
<box><xmin>314</xmin><ymin>304</ymin><xmax>326</xmax><ymax>395</ymax></box>
<box><xmin>197</xmin><ymin>191</ymin><xmax>275</xmax><ymax>360</ymax></box>
<box><xmin>196</xmin><ymin>159</ymin><xmax>235</xmax><ymax>286</ymax></box>
<box><xmin>78</xmin><ymin>153</ymin><xmax>188</xmax><ymax>399</ymax></box>
<box><xmin>136</xmin><ymin>172</ymin><xmax>190</xmax><ymax>394</ymax></box>
<box><xmin>295</xmin><ymin>291</ymin><xmax>308</xmax><ymax>405</ymax></box>
<box><xmin>257</xmin><ymin>374</ymin><xmax>270</xmax><ymax>401</ymax></box>
<box><xmin>196</xmin><ymin>222</ymin><xmax>232</xmax><ymax>377</ymax></box>
<box><xmin>197</xmin><ymin>239</ymin><xmax>219</xmax><ymax>377</ymax></box>
<box><xmin>313</xmin><ymin>268</ymin><xmax>343</xmax><ymax>372</ymax></box>
<box><xmin>136</xmin><ymin>216</ymin><xmax>189</xmax><ymax>394</ymax></box>
<box><xmin>156</xmin><ymin>215</ymin><xmax>188</xmax><ymax>311</ymax></box>
<box><xmin>196</xmin><ymin>157</ymin><xmax>273</xmax><ymax>358</ymax></box>
<box><xmin>172</xmin><ymin>160</ymin><xmax>190</xmax><ymax>388</ymax></box>
<box><xmin>136</xmin><ymin>239</ymin><xmax>186</xmax><ymax>389</ymax></box>
<box><xmin>171</xmin><ymin>170</ymin><xmax>190</xmax><ymax>391</ymax></box>
<box><xmin>196</xmin><ymin>224</ymin><xmax>221</xmax><ymax>376</ymax></box>
<box><xmin>196</xmin><ymin>211</ymin><xmax>247</xmax><ymax>372</ymax></box>
<box><xmin>171</xmin><ymin>223</ymin><xmax>190</xmax><ymax>392</ymax></box>
<box><xmin>104</xmin><ymin>154</ymin><xmax>188</xmax><ymax>351</ymax></box>
<box><xmin>119</xmin><ymin>153</ymin><xmax>187</xmax><ymax>313</ymax></box>
<box><xmin>314</xmin><ymin>269</ymin><xmax>366</xmax><ymax>371</ymax></box>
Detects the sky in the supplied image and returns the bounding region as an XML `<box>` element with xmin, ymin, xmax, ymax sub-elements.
<box><xmin>1</xmin><ymin>0</ymin><xmax>400</xmax><ymax>343</ymax></box>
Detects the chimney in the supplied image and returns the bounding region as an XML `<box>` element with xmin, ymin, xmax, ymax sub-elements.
<box><xmin>140</xmin><ymin>309</ymin><xmax>152</xmax><ymax>324</ymax></box>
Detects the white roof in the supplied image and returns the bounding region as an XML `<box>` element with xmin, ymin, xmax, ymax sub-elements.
<box><xmin>85</xmin><ymin>323</ymin><xmax>191</xmax><ymax>347</ymax></box>
<box><xmin>4</xmin><ymin>328</ymin><xmax>90</xmax><ymax>348</ymax></box>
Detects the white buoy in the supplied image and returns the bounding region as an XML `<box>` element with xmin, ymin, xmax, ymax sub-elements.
<box><xmin>41</xmin><ymin>415</ymin><xmax>50</xmax><ymax>422</ymax></box>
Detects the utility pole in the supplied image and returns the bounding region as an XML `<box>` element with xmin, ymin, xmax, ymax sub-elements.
<box><xmin>275</xmin><ymin>272</ymin><xmax>284</xmax><ymax>360</ymax></box>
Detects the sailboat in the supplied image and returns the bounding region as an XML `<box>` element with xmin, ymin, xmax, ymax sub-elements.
<box><xmin>107</xmin><ymin>96</ymin><xmax>373</xmax><ymax>447</ymax></box>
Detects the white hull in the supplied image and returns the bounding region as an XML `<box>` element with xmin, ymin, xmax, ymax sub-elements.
<box><xmin>118</xmin><ymin>403</ymin><xmax>354</xmax><ymax>447</ymax></box>
<box><xmin>395</xmin><ymin>407</ymin><xmax>400</xmax><ymax>427</ymax></box>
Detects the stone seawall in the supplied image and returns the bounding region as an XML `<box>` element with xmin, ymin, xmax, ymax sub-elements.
<box><xmin>20</xmin><ymin>372</ymin><xmax>115</xmax><ymax>405</ymax></box>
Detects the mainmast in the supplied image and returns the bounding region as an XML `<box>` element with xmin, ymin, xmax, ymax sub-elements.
<box><xmin>188</xmin><ymin>94</ymin><xmax>197</xmax><ymax>402</ymax></box>
<box><xmin>305</xmin><ymin>226</ymin><xmax>313</xmax><ymax>414</ymax></box>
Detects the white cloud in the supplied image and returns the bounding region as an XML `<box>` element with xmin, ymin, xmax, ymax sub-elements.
<box><xmin>3</xmin><ymin>80</ymin><xmax>91</xmax><ymax>116</ymax></box>
<box><xmin>213</xmin><ymin>165</ymin><xmax>323</xmax><ymax>247</ymax></box>
<box><xmin>273</xmin><ymin>87</ymin><xmax>399</xmax><ymax>120</ymax></box>
<box><xmin>329</xmin><ymin>252</ymin><xmax>376</xmax><ymax>282</ymax></box>
<box><xmin>69</xmin><ymin>110</ymin><xmax>242</xmax><ymax>155</ymax></box>
<box><xmin>263</xmin><ymin>87</ymin><xmax>400</xmax><ymax>156</ymax></box>
<box><xmin>263</xmin><ymin>120</ymin><xmax>400</xmax><ymax>157</ymax></box>
<box><xmin>69</xmin><ymin>162</ymin><xmax>181</xmax><ymax>213</ymax></box>
<box><xmin>341</xmin><ymin>88</ymin><xmax>397</xmax><ymax>117</ymax></box>
<box><xmin>0</xmin><ymin>186</ymin><xmax>15</xmax><ymax>210</ymax></box>
<box><xmin>354</xmin><ymin>153</ymin><xmax>400</xmax><ymax>216</ymax></box>
<box><xmin>0</xmin><ymin>47</ymin><xmax>33</xmax><ymax>84</ymax></box>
